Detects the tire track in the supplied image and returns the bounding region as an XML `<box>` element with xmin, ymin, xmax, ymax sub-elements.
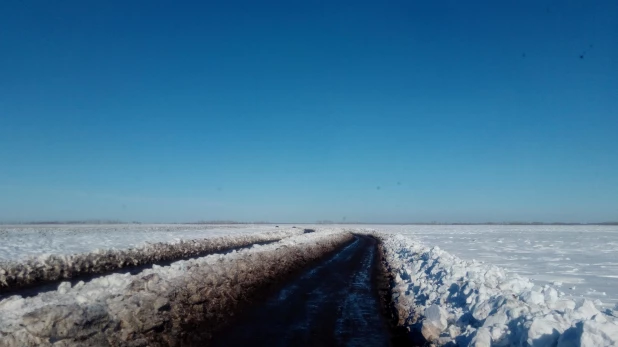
<box><xmin>212</xmin><ymin>235</ymin><xmax>395</xmax><ymax>346</ymax></box>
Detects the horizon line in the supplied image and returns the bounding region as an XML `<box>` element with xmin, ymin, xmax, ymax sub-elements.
<box><xmin>1</xmin><ymin>220</ymin><xmax>617</xmax><ymax>226</ymax></box>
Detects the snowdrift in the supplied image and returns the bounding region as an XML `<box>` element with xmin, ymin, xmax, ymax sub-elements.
<box><xmin>374</xmin><ymin>232</ymin><xmax>618</xmax><ymax>347</ymax></box>
<box><xmin>0</xmin><ymin>228</ymin><xmax>302</xmax><ymax>292</ymax></box>
<box><xmin>0</xmin><ymin>230</ymin><xmax>353</xmax><ymax>346</ymax></box>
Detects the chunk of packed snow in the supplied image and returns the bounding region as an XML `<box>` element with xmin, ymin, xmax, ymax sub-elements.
<box><xmin>422</xmin><ymin>304</ymin><xmax>449</xmax><ymax>341</ymax></box>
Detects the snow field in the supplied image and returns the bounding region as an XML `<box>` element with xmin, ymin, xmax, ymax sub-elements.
<box><xmin>374</xmin><ymin>232</ymin><xmax>618</xmax><ymax>347</ymax></box>
<box><xmin>364</xmin><ymin>225</ymin><xmax>618</xmax><ymax>309</ymax></box>
<box><xmin>0</xmin><ymin>228</ymin><xmax>303</xmax><ymax>292</ymax></box>
<box><xmin>0</xmin><ymin>224</ymin><xmax>282</xmax><ymax>262</ymax></box>
<box><xmin>2</xmin><ymin>225</ymin><xmax>617</xmax><ymax>346</ymax></box>
<box><xmin>0</xmin><ymin>229</ymin><xmax>354</xmax><ymax>347</ymax></box>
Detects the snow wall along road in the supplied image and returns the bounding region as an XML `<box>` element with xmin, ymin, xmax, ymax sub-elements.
<box><xmin>0</xmin><ymin>228</ymin><xmax>304</xmax><ymax>292</ymax></box>
<box><xmin>0</xmin><ymin>230</ymin><xmax>353</xmax><ymax>347</ymax></box>
<box><xmin>365</xmin><ymin>230</ymin><xmax>618</xmax><ymax>347</ymax></box>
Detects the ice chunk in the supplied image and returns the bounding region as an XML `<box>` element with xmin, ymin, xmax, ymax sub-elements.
<box><xmin>558</xmin><ymin>320</ymin><xmax>618</xmax><ymax>347</ymax></box>
<box><xmin>421</xmin><ymin>304</ymin><xmax>449</xmax><ymax>341</ymax></box>
<box><xmin>469</xmin><ymin>327</ymin><xmax>491</xmax><ymax>347</ymax></box>
<box><xmin>525</xmin><ymin>316</ymin><xmax>563</xmax><ymax>347</ymax></box>
<box><xmin>573</xmin><ymin>300</ymin><xmax>601</xmax><ymax>320</ymax></box>
<box><xmin>544</xmin><ymin>287</ymin><xmax>559</xmax><ymax>304</ymax></box>
<box><xmin>57</xmin><ymin>281</ymin><xmax>71</xmax><ymax>295</ymax></box>
<box><xmin>521</xmin><ymin>290</ymin><xmax>545</xmax><ymax>306</ymax></box>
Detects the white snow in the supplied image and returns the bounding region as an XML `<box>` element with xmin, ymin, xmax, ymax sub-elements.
<box><xmin>357</xmin><ymin>225</ymin><xmax>618</xmax><ymax>309</ymax></box>
<box><xmin>2</xmin><ymin>224</ymin><xmax>617</xmax><ymax>345</ymax></box>
<box><xmin>7</xmin><ymin>224</ymin><xmax>614</xmax><ymax>308</ymax></box>
<box><xmin>0</xmin><ymin>229</ymin><xmax>353</xmax><ymax>346</ymax></box>
<box><xmin>373</xmin><ymin>232</ymin><xmax>618</xmax><ymax>346</ymax></box>
<box><xmin>0</xmin><ymin>224</ymin><xmax>283</xmax><ymax>262</ymax></box>
<box><xmin>0</xmin><ymin>226</ymin><xmax>305</xmax><ymax>291</ymax></box>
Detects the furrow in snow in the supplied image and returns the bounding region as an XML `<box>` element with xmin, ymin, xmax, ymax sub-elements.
<box><xmin>0</xmin><ymin>228</ymin><xmax>303</xmax><ymax>293</ymax></box>
<box><xmin>0</xmin><ymin>230</ymin><xmax>354</xmax><ymax>347</ymax></box>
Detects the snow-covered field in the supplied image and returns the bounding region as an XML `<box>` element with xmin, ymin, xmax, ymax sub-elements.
<box><xmin>1</xmin><ymin>224</ymin><xmax>617</xmax><ymax>346</ymax></box>
<box><xmin>2</xmin><ymin>224</ymin><xmax>616</xmax><ymax>309</ymax></box>
<box><xmin>374</xmin><ymin>232</ymin><xmax>618</xmax><ymax>346</ymax></box>
<box><xmin>0</xmin><ymin>224</ymin><xmax>282</xmax><ymax>262</ymax></box>
<box><xmin>358</xmin><ymin>225</ymin><xmax>618</xmax><ymax>309</ymax></box>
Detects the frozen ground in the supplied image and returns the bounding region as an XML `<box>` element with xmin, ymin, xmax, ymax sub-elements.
<box><xmin>0</xmin><ymin>224</ymin><xmax>282</xmax><ymax>262</ymax></box>
<box><xmin>2</xmin><ymin>224</ymin><xmax>616</xmax><ymax>309</ymax></box>
<box><xmin>357</xmin><ymin>225</ymin><xmax>618</xmax><ymax>309</ymax></box>
<box><xmin>1</xmin><ymin>225</ymin><xmax>617</xmax><ymax>346</ymax></box>
<box><xmin>0</xmin><ymin>230</ymin><xmax>353</xmax><ymax>346</ymax></box>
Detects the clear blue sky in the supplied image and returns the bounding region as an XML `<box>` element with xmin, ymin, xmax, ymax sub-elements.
<box><xmin>1</xmin><ymin>1</ymin><xmax>617</xmax><ymax>223</ymax></box>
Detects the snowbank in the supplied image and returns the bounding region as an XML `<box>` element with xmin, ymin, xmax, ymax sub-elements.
<box><xmin>0</xmin><ymin>228</ymin><xmax>303</xmax><ymax>292</ymax></box>
<box><xmin>0</xmin><ymin>230</ymin><xmax>354</xmax><ymax>346</ymax></box>
<box><xmin>0</xmin><ymin>224</ymin><xmax>279</xmax><ymax>262</ymax></box>
<box><xmin>364</xmin><ymin>224</ymin><xmax>618</xmax><ymax>309</ymax></box>
<box><xmin>376</xmin><ymin>233</ymin><xmax>618</xmax><ymax>347</ymax></box>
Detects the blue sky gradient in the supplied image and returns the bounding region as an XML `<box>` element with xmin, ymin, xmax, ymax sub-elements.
<box><xmin>1</xmin><ymin>1</ymin><xmax>617</xmax><ymax>223</ymax></box>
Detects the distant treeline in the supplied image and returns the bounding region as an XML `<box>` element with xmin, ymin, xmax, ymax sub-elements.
<box><xmin>2</xmin><ymin>220</ymin><xmax>136</xmax><ymax>225</ymax></box>
<box><xmin>0</xmin><ymin>220</ymin><xmax>266</xmax><ymax>225</ymax></box>
<box><xmin>189</xmin><ymin>221</ymin><xmax>618</xmax><ymax>226</ymax></box>
<box><xmin>316</xmin><ymin>222</ymin><xmax>618</xmax><ymax>226</ymax></box>
<box><xmin>2</xmin><ymin>220</ymin><xmax>617</xmax><ymax>226</ymax></box>
<box><xmin>190</xmin><ymin>220</ymin><xmax>271</xmax><ymax>225</ymax></box>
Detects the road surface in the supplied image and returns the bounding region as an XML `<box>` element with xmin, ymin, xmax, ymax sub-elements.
<box><xmin>212</xmin><ymin>235</ymin><xmax>400</xmax><ymax>346</ymax></box>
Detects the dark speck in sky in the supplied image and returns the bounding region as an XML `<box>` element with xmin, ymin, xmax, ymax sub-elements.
<box><xmin>580</xmin><ymin>44</ymin><xmax>593</xmax><ymax>59</ymax></box>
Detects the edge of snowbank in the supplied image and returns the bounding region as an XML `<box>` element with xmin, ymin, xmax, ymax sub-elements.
<box><xmin>0</xmin><ymin>229</ymin><xmax>354</xmax><ymax>347</ymax></box>
<box><xmin>0</xmin><ymin>228</ymin><xmax>303</xmax><ymax>292</ymax></box>
<box><xmin>359</xmin><ymin>230</ymin><xmax>618</xmax><ymax>347</ymax></box>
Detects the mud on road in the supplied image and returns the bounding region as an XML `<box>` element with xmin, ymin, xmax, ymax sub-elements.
<box><xmin>212</xmin><ymin>235</ymin><xmax>402</xmax><ymax>346</ymax></box>
<box><xmin>0</xmin><ymin>232</ymin><xmax>418</xmax><ymax>347</ymax></box>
